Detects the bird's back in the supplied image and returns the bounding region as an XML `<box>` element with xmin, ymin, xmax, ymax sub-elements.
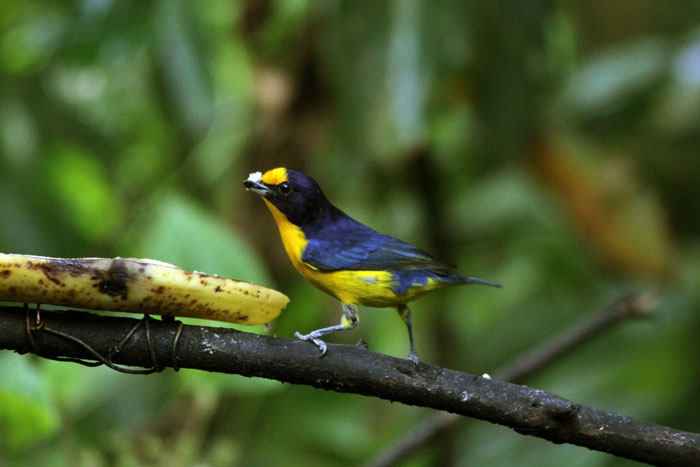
<box><xmin>297</xmin><ymin>209</ymin><xmax>498</xmax><ymax>306</ymax></box>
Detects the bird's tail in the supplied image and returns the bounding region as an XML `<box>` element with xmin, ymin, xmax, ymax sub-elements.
<box><xmin>443</xmin><ymin>274</ymin><xmax>502</xmax><ymax>288</ymax></box>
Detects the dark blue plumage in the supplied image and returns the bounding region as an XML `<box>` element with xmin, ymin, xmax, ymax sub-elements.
<box><xmin>301</xmin><ymin>216</ymin><xmax>455</xmax><ymax>273</ymax></box>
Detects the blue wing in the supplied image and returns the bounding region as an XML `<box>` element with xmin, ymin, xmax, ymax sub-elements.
<box><xmin>301</xmin><ymin>218</ymin><xmax>454</xmax><ymax>272</ymax></box>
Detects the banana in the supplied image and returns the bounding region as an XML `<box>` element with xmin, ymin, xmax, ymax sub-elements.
<box><xmin>0</xmin><ymin>253</ymin><xmax>289</xmax><ymax>325</ymax></box>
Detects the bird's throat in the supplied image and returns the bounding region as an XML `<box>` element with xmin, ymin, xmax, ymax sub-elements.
<box><xmin>262</xmin><ymin>198</ymin><xmax>310</xmax><ymax>271</ymax></box>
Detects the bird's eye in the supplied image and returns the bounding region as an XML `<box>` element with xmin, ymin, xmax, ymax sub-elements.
<box><xmin>279</xmin><ymin>182</ymin><xmax>291</xmax><ymax>194</ymax></box>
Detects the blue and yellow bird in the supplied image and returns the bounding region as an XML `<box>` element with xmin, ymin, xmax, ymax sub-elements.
<box><xmin>244</xmin><ymin>168</ymin><xmax>500</xmax><ymax>364</ymax></box>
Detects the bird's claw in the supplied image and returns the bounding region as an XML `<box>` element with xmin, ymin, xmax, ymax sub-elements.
<box><xmin>294</xmin><ymin>331</ymin><xmax>328</xmax><ymax>358</ymax></box>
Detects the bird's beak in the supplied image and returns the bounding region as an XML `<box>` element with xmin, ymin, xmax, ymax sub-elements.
<box><xmin>243</xmin><ymin>172</ymin><xmax>271</xmax><ymax>196</ymax></box>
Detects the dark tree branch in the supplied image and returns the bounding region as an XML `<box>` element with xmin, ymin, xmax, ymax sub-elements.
<box><xmin>366</xmin><ymin>294</ymin><xmax>658</xmax><ymax>467</ymax></box>
<box><xmin>0</xmin><ymin>304</ymin><xmax>697</xmax><ymax>466</ymax></box>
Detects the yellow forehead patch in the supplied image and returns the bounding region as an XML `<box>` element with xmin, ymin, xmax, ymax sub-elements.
<box><xmin>261</xmin><ymin>167</ymin><xmax>288</xmax><ymax>185</ymax></box>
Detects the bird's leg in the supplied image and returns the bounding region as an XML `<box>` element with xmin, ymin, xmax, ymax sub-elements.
<box><xmin>294</xmin><ymin>303</ymin><xmax>358</xmax><ymax>358</ymax></box>
<box><xmin>397</xmin><ymin>304</ymin><xmax>419</xmax><ymax>365</ymax></box>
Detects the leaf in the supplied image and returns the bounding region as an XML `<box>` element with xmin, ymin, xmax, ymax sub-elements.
<box><xmin>127</xmin><ymin>193</ymin><xmax>272</xmax><ymax>285</ymax></box>
<box><xmin>0</xmin><ymin>355</ymin><xmax>58</xmax><ymax>453</ymax></box>
<box><xmin>46</xmin><ymin>143</ymin><xmax>124</xmax><ymax>243</ymax></box>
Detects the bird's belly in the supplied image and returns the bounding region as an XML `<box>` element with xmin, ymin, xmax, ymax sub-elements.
<box><xmin>298</xmin><ymin>266</ymin><xmax>443</xmax><ymax>308</ymax></box>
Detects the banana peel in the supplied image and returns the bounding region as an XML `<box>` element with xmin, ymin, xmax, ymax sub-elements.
<box><xmin>0</xmin><ymin>253</ymin><xmax>289</xmax><ymax>325</ymax></box>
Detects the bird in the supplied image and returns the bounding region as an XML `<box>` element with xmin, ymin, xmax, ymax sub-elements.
<box><xmin>243</xmin><ymin>167</ymin><xmax>500</xmax><ymax>364</ymax></box>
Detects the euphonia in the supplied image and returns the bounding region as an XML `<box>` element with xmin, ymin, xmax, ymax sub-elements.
<box><xmin>244</xmin><ymin>167</ymin><xmax>500</xmax><ymax>364</ymax></box>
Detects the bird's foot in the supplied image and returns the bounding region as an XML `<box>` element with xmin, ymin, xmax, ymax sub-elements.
<box><xmin>407</xmin><ymin>349</ymin><xmax>419</xmax><ymax>367</ymax></box>
<box><xmin>294</xmin><ymin>331</ymin><xmax>328</xmax><ymax>358</ymax></box>
<box><xmin>355</xmin><ymin>339</ymin><xmax>369</xmax><ymax>349</ymax></box>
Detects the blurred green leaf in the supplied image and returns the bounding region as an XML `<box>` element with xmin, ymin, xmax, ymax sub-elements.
<box><xmin>0</xmin><ymin>8</ymin><xmax>67</xmax><ymax>74</ymax></box>
<box><xmin>153</xmin><ymin>0</ymin><xmax>214</xmax><ymax>140</ymax></box>
<box><xmin>126</xmin><ymin>192</ymin><xmax>273</xmax><ymax>287</ymax></box>
<box><xmin>0</xmin><ymin>96</ymin><xmax>38</xmax><ymax>164</ymax></box>
<box><xmin>0</xmin><ymin>355</ymin><xmax>58</xmax><ymax>454</ymax></box>
<box><xmin>187</xmin><ymin>36</ymin><xmax>255</xmax><ymax>186</ymax></box>
<box><xmin>45</xmin><ymin>143</ymin><xmax>124</xmax><ymax>243</ymax></box>
<box><xmin>562</xmin><ymin>38</ymin><xmax>668</xmax><ymax>117</ymax></box>
<box><xmin>178</xmin><ymin>371</ymin><xmax>283</xmax><ymax>397</ymax></box>
<box><xmin>40</xmin><ymin>361</ymin><xmax>123</xmax><ymax>419</ymax></box>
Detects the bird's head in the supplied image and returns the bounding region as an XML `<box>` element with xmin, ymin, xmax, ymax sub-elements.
<box><xmin>244</xmin><ymin>168</ymin><xmax>329</xmax><ymax>225</ymax></box>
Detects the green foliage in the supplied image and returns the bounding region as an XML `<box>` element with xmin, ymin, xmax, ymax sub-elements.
<box><xmin>47</xmin><ymin>143</ymin><xmax>124</xmax><ymax>242</ymax></box>
<box><xmin>0</xmin><ymin>355</ymin><xmax>58</xmax><ymax>454</ymax></box>
<box><xmin>125</xmin><ymin>192</ymin><xmax>271</xmax><ymax>286</ymax></box>
<box><xmin>1</xmin><ymin>0</ymin><xmax>699</xmax><ymax>465</ymax></box>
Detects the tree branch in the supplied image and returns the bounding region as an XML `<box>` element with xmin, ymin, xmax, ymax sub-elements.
<box><xmin>366</xmin><ymin>293</ymin><xmax>659</xmax><ymax>467</ymax></box>
<box><xmin>0</xmin><ymin>305</ymin><xmax>697</xmax><ymax>466</ymax></box>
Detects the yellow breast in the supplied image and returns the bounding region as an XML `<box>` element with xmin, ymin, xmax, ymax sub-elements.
<box><xmin>262</xmin><ymin>199</ymin><xmax>404</xmax><ymax>306</ymax></box>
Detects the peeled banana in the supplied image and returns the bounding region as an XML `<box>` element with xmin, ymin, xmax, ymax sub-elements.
<box><xmin>0</xmin><ymin>253</ymin><xmax>289</xmax><ymax>325</ymax></box>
